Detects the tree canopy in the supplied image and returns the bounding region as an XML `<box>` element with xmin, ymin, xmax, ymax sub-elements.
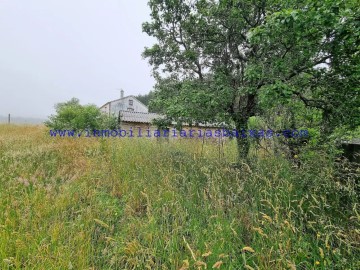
<box><xmin>143</xmin><ymin>0</ymin><xmax>360</xmax><ymax>158</ymax></box>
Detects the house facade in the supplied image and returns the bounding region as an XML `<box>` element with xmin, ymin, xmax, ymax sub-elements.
<box><xmin>100</xmin><ymin>90</ymin><xmax>225</xmax><ymax>141</ymax></box>
<box><xmin>100</xmin><ymin>90</ymin><xmax>148</xmax><ymax>117</ymax></box>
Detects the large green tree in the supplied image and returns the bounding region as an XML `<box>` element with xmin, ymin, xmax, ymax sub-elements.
<box><xmin>143</xmin><ymin>0</ymin><xmax>359</xmax><ymax>158</ymax></box>
<box><xmin>249</xmin><ymin>0</ymin><xmax>360</xmax><ymax>135</ymax></box>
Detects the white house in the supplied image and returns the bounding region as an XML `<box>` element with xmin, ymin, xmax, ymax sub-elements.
<box><xmin>100</xmin><ymin>90</ymin><xmax>223</xmax><ymax>138</ymax></box>
<box><xmin>100</xmin><ymin>90</ymin><xmax>148</xmax><ymax>116</ymax></box>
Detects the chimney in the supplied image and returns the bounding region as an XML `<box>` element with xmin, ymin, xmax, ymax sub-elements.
<box><xmin>120</xmin><ymin>89</ymin><xmax>124</xmax><ymax>99</ymax></box>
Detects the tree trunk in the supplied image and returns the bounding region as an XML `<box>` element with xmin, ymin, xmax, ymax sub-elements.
<box><xmin>234</xmin><ymin>116</ymin><xmax>250</xmax><ymax>160</ymax></box>
<box><xmin>232</xmin><ymin>92</ymin><xmax>255</xmax><ymax>161</ymax></box>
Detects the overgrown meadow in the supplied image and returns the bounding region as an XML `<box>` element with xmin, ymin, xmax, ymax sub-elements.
<box><xmin>0</xmin><ymin>125</ymin><xmax>359</xmax><ymax>269</ymax></box>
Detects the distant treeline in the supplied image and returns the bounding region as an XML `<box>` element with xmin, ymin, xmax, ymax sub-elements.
<box><xmin>135</xmin><ymin>91</ymin><xmax>161</xmax><ymax>113</ymax></box>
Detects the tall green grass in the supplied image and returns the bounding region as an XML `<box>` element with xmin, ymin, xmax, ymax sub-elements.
<box><xmin>0</xmin><ymin>125</ymin><xmax>358</xmax><ymax>269</ymax></box>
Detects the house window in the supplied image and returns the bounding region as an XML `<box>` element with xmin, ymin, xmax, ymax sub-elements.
<box><xmin>129</xmin><ymin>99</ymin><xmax>133</xmax><ymax>106</ymax></box>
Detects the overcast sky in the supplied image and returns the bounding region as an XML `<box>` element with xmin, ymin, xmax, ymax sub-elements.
<box><xmin>0</xmin><ymin>0</ymin><xmax>156</xmax><ymax>119</ymax></box>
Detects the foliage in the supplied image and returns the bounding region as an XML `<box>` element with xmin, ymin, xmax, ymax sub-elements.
<box><xmin>45</xmin><ymin>98</ymin><xmax>118</xmax><ymax>131</ymax></box>
<box><xmin>134</xmin><ymin>91</ymin><xmax>154</xmax><ymax>107</ymax></box>
<box><xmin>134</xmin><ymin>90</ymin><xmax>163</xmax><ymax>113</ymax></box>
<box><xmin>142</xmin><ymin>0</ymin><xmax>360</xmax><ymax>158</ymax></box>
<box><xmin>151</xmin><ymin>117</ymin><xmax>172</xmax><ymax>131</ymax></box>
<box><xmin>249</xmin><ymin>0</ymin><xmax>360</xmax><ymax>133</ymax></box>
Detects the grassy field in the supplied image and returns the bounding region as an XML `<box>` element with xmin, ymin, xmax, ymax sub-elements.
<box><xmin>0</xmin><ymin>125</ymin><xmax>359</xmax><ymax>269</ymax></box>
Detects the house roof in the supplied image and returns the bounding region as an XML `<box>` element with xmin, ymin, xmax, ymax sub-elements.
<box><xmin>100</xmin><ymin>95</ymin><xmax>147</xmax><ymax>109</ymax></box>
<box><xmin>342</xmin><ymin>138</ymin><xmax>360</xmax><ymax>145</ymax></box>
<box><xmin>119</xmin><ymin>110</ymin><xmax>164</xmax><ymax>124</ymax></box>
<box><xmin>119</xmin><ymin>110</ymin><xmax>223</xmax><ymax>127</ymax></box>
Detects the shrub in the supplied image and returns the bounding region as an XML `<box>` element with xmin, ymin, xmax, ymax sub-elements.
<box><xmin>45</xmin><ymin>98</ymin><xmax>117</xmax><ymax>131</ymax></box>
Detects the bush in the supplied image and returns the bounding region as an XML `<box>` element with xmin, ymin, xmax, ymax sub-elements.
<box><xmin>45</xmin><ymin>98</ymin><xmax>117</xmax><ymax>131</ymax></box>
